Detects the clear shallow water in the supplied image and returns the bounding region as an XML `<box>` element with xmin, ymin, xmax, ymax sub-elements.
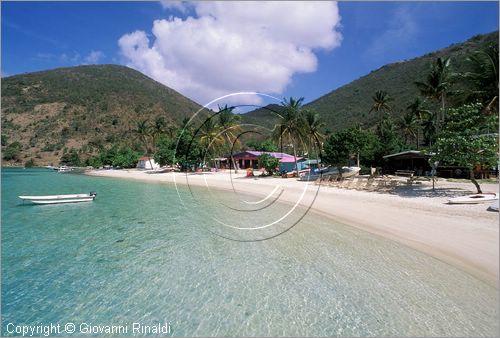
<box><xmin>1</xmin><ymin>168</ymin><xmax>498</xmax><ymax>336</ymax></box>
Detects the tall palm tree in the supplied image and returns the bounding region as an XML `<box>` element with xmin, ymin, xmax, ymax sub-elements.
<box><xmin>369</xmin><ymin>90</ymin><xmax>393</xmax><ymax>118</ymax></box>
<box><xmin>273</xmin><ymin>97</ymin><xmax>306</xmax><ymax>174</ymax></box>
<box><xmin>415</xmin><ymin>57</ymin><xmax>452</xmax><ymax>121</ymax></box>
<box><xmin>406</xmin><ymin>98</ymin><xmax>428</xmax><ymax>149</ymax></box>
<box><xmin>462</xmin><ymin>43</ymin><xmax>499</xmax><ymax>114</ymax></box>
<box><xmin>397</xmin><ymin>112</ymin><xmax>419</xmax><ymax>146</ymax></box>
<box><xmin>420</xmin><ymin>111</ymin><xmax>438</xmax><ymax>147</ymax></box>
<box><xmin>135</xmin><ymin>119</ymin><xmax>154</xmax><ymax>169</ymax></box>
<box><xmin>303</xmin><ymin>109</ymin><xmax>325</xmax><ymax>155</ymax></box>
<box><xmin>199</xmin><ymin>116</ymin><xmax>224</xmax><ymax>166</ymax></box>
<box><xmin>217</xmin><ymin>105</ymin><xmax>242</xmax><ymax>172</ymax></box>
<box><xmin>152</xmin><ymin>116</ymin><xmax>167</xmax><ymax>144</ymax></box>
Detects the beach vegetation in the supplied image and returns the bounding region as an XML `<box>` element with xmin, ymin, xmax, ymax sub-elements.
<box><xmin>374</xmin><ymin>115</ymin><xmax>402</xmax><ymax>162</ymax></box>
<box><xmin>217</xmin><ymin>105</ymin><xmax>242</xmax><ymax>172</ymax></box>
<box><xmin>303</xmin><ymin>109</ymin><xmax>326</xmax><ymax>154</ymax></box>
<box><xmin>60</xmin><ymin>148</ymin><xmax>81</xmax><ymax>166</ymax></box>
<box><xmin>273</xmin><ymin>97</ymin><xmax>307</xmax><ymax>174</ymax></box>
<box><xmin>397</xmin><ymin>111</ymin><xmax>419</xmax><ymax>146</ymax></box>
<box><xmin>246</xmin><ymin>139</ymin><xmax>278</xmax><ymax>152</ymax></box>
<box><xmin>459</xmin><ymin>43</ymin><xmax>498</xmax><ymax>114</ymax></box>
<box><xmin>322</xmin><ymin>126</ymin><xmax>378</xmax><ymax>167</ymax></box>
<box><xmin>431</xmin><ymin>102</ymin><xmax>499</xmax><ymax>193</ymax></box>
<box><xmin>84</xmin><ymin>146</ymin><xmax>140</xmax><ymax>168</ymax></box>
<box><xmin>258</xmin><ymin>153</ymin><xmax>280</xmax><ymax>175</ymax></box>
<box><xmin>199</xmin><ymin>115</ymin><xmax>225</xmax><ymax>164</ymax></box>
<box><xmin>154</xmin><ymin>136</ymin><xmax>176</xmax><ymax>167</ymax></box>
<box><xmin>415</xmin><ymin>57</ymin><xmax>453</xmax><ymax>121</ymax></box>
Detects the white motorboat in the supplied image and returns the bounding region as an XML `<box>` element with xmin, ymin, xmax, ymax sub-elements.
<box><xmin>448</xmin><ymin>192</ymin><xmax>498</xmax><ymax>204</ymax></box>
<box><xmin>19</xmin><ymin>192</ymin><xmax>97</xmax><ymax>205</ymax></box>
<box><xmin>57</xmin><ymin>166</ymin><xmax>73</xmax><ymax>173</ymax></box>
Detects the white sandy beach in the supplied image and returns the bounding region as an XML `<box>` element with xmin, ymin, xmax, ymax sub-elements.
<box><xmin>87</xmin><ymin>169</ymin><xmax>499</xmax><ymax>287</ymax></box>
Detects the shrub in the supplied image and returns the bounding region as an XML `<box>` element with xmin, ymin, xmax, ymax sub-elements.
<box><xmin>3</xmin><ymin>142</ymin><xmax>22</xmax><ymax>161</ymax></box>
<box><xmin>258</xmin><ymin>153</ymin><xmax>280</xmax><ymax>175</ymax></box>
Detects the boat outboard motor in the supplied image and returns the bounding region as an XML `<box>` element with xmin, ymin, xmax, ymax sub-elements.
<box><xmin>90</xmin><ymin>192</ymin><xmax>97</xmax><ymax>197</ymax></box>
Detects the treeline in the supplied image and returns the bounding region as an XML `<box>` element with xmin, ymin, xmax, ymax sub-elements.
<box><xmin>4</xmin><ymin>41</ymin><xmax>495</xmax><ymax>190</ymax></box>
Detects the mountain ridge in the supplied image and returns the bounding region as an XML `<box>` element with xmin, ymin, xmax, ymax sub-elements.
<box><xmin>242</xmin><ymin>30</ymin><xmax>498</xmax><ymax>131</ymax></box>
<box><xmin>1</xmin><ymin>64</ymin><xmax>205</xmax><ymax>165</ymax></box>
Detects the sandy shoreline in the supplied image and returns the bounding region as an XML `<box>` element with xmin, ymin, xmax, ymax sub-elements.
<box><xmin>86</xmin><ymin>169</ymin><xmax>499</xmax><ymax>287</ymax></box>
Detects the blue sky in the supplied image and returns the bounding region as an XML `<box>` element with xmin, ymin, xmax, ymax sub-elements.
<box><xmin>2</xmin><ymin>1</ymin><xmax>498</xmax><ymax>107</ymax></box>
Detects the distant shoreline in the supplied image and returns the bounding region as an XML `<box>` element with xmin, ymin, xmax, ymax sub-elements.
<box><xmin>85</xmin><ymin>168</ymin><xmax>499</xmax><ymax>287</ymax></box>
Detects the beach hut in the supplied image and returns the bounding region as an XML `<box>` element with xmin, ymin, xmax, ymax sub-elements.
<box><xmin>136</xmin><ymin>156</ymin><xmax>160</xmax><ymax>170</ymax></box>
<box><xmin>231</xmin><ymin>151</ymin><xmax>298</xmax><ymax>170</ymax></box>
<box><xmin>382</xmin><ymin>150</ymin><xmax>432</xmax><ymax>176</ymax></box>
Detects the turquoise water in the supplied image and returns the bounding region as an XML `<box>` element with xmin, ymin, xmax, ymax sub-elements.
<box><xmin>1</xmin><ymin>168</ymin><xmax>498</xmax><ymax>336</ymax></box>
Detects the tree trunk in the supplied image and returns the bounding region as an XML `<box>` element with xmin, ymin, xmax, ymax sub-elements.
<box><xmin>291</xmin><ymin>137</ymin><xmax>299</xmax><ymax>179</ymax></box>
<box><xmin>470</xmin><ymin>167</ymin><xmax>482</xmax><ymax>194</ymax></box>
<box><xmin>441</xmin><ymin>94</ymin><xmax>446</xmax><ymax>122</ymax></box>
<box><xmin>357</xmin><ymin>152</ymin><xmax>360</xmax><ymax>167</ymax></box>
<box><xmin>226</xmin><ymin>135</ymin><xmax>238</xmax><ymax>173</ymax></box>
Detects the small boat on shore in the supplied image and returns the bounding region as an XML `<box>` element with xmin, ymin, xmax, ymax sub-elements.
<box><xmin>19</xmin><ymin>192</ymin><xmax>97</xmax><ymax>205</ymax></box>
<box><xmin>488</xmin><ymin>200</ymin><xmax>499</xmax><ymax>212</ymax></box>
<box><xmin>56</xmin><ymin>166</ymin><xmax>73</xmax><ymax>173</ymax></box>
<box><xmin>448</xmin><ymin>192</ymin><xmax>498</xmax><ymax>204</ymax></box>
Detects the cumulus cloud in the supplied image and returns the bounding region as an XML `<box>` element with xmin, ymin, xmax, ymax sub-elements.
<box><xmin>159</xmin><ymin>0</ymin><xmax>192</xmax><ymax>13</ymax></box>
<box><xmin>119</xmin><ymin>1</ymin><xmax>342</xmax><ymax>106</ymax></box>
<box><xmin>84</xmin><ymin>50</ymin><xmax>105</xmax><ymax>64</ymax></box>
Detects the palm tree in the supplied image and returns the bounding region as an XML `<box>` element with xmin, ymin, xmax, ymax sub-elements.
<box><xmin>273</xmin><ymin>97</ymin><xmax>306</xmax><ymax>174</ymax></box>
<box><xmin>303</xmin><ymin>109</ymin><xmax>325</xmax><ymax>155</ymax></box>
<box><xmin>152</xmin><ymin>116</ymin><xmax>167</xmax><ymax>144</ymax></box>
<box><xmin>199</xmin><ymin>116</ymin><xmax>224</xmax><ymax>167</ymax></box>
<box><xmin>397</xmin><ymin>112</ymin><xmax>419</xmax><ymax>146</ymax></box>
<box><xmin>406</xmin><ymin>98</ymin><xmax>429</xmax><ymax>149</ymax></box>
<box><xmin>217</xmin><ymin>105</ymin><xmax>242</xmax><ymax>172</ymax></box>
<box><xmin>135</xmin><ymin>119</ymin><xmax>154</xmax><ymax>169</ymax></box>
<box><xmin>415</xmin><ymin>57</ymin><xmax>452</xmax><ymax>121</ymax></box>
<box><xmin>420</xmin><ymin>111</ymin><xmax>438</xmax><ymax>147</ymax></box>
<box><xmin>462</xmin><ymin>43</ymin><xmax>499</xmax><ymax>114</ymax></box>
<box><xmin>369</xmin><ymin>90</ymin><xmax>393</xmax><ymax>118</ymax></box>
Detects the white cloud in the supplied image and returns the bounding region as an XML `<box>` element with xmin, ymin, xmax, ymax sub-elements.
<box><xmin>84</xmin><ymin>50</ymin><xmax>105</xmax><ymax>64</ymax></box>
<box><xmin>119</xmin><ymin>1</ymin><xmax>341</xmax><ymax>106</ymax></box>
<box><xmin>159</xmin><ymin>0</ymin><xmax>192</xmax><ymax>13</ymax></box>
<box><xmin>60</xmin><ymin>52</ymin><xmax>81</xmax><ymax>63</ymax></box>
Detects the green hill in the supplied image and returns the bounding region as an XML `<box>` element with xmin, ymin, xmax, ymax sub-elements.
<box><xmin>243</xmin><ymin>31</ymin><xmax>498</xmax><ymax>131</ymax></box>
<box><xmin>1</xmin><ymin>65</ymin><xmax>204</xmax><ymax>165</ymax></box>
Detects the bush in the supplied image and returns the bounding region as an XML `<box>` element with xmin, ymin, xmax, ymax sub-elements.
<box><xmin>60</xmin><ymin>148</ymin><xmax>81</xmax><ymax>166</ymax></box>
<box><xmin>3</xmin><ymin>142</ymin><xmax>22</xmax><ymax>161</ymax></box>
<box><xmin>25</xmin><ymin>158</ymin><xmax>35</xmax><ymax>168</ymax></box>
<box><xmin>112</xmin><ymin>147</ymin><xmax>140</xmax><ymax>168</ymax></box>
<box><xmin>258</xmin><ymin>153</ymin><xmax>279</xmax><ymax>175</ymax></box>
